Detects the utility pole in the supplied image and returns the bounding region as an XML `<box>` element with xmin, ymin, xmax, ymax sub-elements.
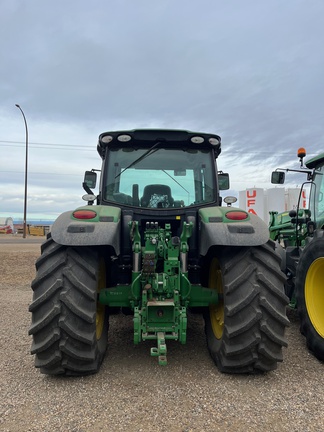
<box><xmin>15</xmin><ymin>104</ymin><xmax>29</xmax><ymax>238</ymax></box>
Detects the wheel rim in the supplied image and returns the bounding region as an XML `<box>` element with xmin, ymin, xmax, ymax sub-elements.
<box><xmin>208</xmin><ymin>258</ymin><xmax>224</xmax><ymax>339</ymax></box>
<box><xmin>96</xmin><ymin>258</ymin><xmax>106</xmax><ymax>340</ymax></box>
<box><xmin>305</xmin><ymin>257</ymin><xmax>324</xmax><ymax>338</ymax></box>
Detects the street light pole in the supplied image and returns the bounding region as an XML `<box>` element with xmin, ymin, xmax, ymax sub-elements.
<box><xmin>15</xmin><ymin>104</ymin><xmax>29</xmax><ymax>239</ymax></box>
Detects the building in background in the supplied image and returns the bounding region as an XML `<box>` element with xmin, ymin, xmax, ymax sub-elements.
<box><xmin>239</xmin><ymin>188</ymin><xmax>308</xmax><ymax>224</ymax></box>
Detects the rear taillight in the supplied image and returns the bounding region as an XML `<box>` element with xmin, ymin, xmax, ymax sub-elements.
<box><xmin>73</xmin><ymin>210</ymin><xmax>97</xmax><ymax>219</ymax></box>
<box><xmin>225</xmin><ymin>211</ymin><xmax>248</xmax><ymax>220</ymax></box>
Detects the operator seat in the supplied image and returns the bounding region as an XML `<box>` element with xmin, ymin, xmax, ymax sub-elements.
<box><xmin>140</xmin><ymin>184</ymin><xmax>174</xmax><ymax>208</ymax></box>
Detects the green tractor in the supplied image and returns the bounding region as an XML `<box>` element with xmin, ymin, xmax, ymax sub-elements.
<box><xmin>29</xmin><ymin>129</ymin><xmax>288</xmax><ymax>375</ymax></box>
<box><xmin>270</xmin><ymin>148</ymin><xmax>324</xmax><ymax>361</ymax></box>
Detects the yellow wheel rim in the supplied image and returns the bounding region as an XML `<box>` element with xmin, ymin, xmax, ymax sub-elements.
<box><xmin>305</xmin><ymin>257</ymin><xmax>324</xmax><ymax>338</ymax></box>
<box><xmin>209</xmin><ymin>258</ymin><xmax>224</xmax><ymax>339</ymax></box>
<box><xmin>96</xmin><ymin>258</ymin><xmax>106</xmax><ymax>340</ymax></box>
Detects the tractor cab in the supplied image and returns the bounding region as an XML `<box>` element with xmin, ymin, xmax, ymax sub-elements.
<box><xmin>84</xmin><ymin>129</ymin><xmax>229</xmax><ymax>210</ymax></box>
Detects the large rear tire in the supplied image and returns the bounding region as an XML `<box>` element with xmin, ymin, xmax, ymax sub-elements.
<box><xmin>204</xmin><ymin>241</ymin><xmax>289</xmax><ymax>373</ymax></box>
<box><xmin>29</xmin><ymin>234</ymin><xmax>109</xmax><ymax>375</ymax></box>
<box><xmin>295</xmin><ymin>236</ymin><xmax>324</xmax><ymax>361</ymax></box>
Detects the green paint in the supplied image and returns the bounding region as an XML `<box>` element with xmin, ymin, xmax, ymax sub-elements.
<box><xmin>98</xmin><ymin>220</ymin><xmax>219</xmax><ymax>365</ymax></box>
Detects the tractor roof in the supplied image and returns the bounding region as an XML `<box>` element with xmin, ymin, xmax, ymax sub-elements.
<box><xmin>306</xmin><ymin>152</ymin><xmax>324</xmax><ymax>169</ymax></box>
<box><xmin>97</xmin><ymin>129</ymin><xmax>221</xmax><ymax>158</ymax></box>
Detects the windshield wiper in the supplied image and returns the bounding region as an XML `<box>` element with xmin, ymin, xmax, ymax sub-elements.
<box><xmin>115</xmin><ymin>141</ymin><xmax>162</xmax><ymax>178</ymax></box>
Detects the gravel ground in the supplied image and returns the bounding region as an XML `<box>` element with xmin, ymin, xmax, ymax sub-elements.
<box><xmin>1</xmin><ymin>237</ymin><xmax>323</xmax><ymax>432</ymax></box>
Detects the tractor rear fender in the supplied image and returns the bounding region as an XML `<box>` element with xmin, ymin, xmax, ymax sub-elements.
<box><xmin>51</xmin><ymin>206</ymin><xmax>121</xmax><ymax>254</ymax></box>
<box><xmin>199</xmin><ymin>207</ymin><xmax>269</xmax><ymax>255</ymax></box>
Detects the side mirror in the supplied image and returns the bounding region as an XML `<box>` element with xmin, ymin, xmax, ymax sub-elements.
<box><xmin>218</xmin><ymin>172</ymin><xmax>230</xmax><ymax>190</ymax></box>
<box><xmin>271</xmin><ymin>171</ymin><xmax>285</xmax><ymax>184</ymax></box>
<box><xmin>84</xmin><ymin>171</ymin><xmax>97</xmax><ymax>189</ymax></box>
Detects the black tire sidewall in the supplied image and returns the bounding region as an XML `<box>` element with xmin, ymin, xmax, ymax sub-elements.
<box><xmin>204</xmin><ymin>241</ymin><xmax>288</xmax><ymax>373</ymax></box>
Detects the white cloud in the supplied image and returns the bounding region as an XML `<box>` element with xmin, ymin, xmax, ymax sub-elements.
<box><xmin>1</xmin><ymin>0</ymin><xmax>324</xmax><ymax>219</ymax></box>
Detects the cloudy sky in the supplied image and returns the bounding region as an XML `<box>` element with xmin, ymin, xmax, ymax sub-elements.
<box><xmin>1</xmin><ymin>0</ymin><xmax>323</xmax><ymax>221</ymax></box>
